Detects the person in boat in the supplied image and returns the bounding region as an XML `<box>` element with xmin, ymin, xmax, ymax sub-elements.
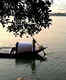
<box><xmin>32</xmin><ymin>38</ymin><xmax>36</xmax><ymax>52</ymax></box>
<box><xmin>32</xmin><ymin>38</ymin><xmax>47</xmax><ymax>56</ymax></box>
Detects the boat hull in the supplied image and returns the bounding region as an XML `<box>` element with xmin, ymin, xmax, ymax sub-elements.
<box><xmin>0</xmin><ymin>47</ymin><xmax>47</xmax><ymax>60</ymax></box>
<box><xmin>15</xmin><ymin>47</ymin><xmax>47</xmax><ymax>60</ymax></box>
<box><xmin>0</xmin><ymin>50</ymin><xmax>47</xmax><ymax>60</ymax></box>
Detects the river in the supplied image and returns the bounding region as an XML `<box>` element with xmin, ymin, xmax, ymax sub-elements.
<box><xmin>0</xmin><ymin>16</ymin><xmax>66</xmax><ymax>80</ymax></box>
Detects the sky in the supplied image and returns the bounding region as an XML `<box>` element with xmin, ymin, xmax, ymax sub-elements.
<box><xmin>51</xmin><ymin>0</ymin><xmax>66</xmax><ymax>13</ymax></box>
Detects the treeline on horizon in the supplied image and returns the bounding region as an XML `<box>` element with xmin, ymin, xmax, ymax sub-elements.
<box><xmin>51</xmin><ymin>13</ymin><xmax>66</xmax><ymax>16</ymax></box>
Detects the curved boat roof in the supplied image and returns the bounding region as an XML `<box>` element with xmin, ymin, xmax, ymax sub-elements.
<box><xmin>18</xmin><ymin>42</ymin><xmax>32</xmax><ymax>45</ymax></box>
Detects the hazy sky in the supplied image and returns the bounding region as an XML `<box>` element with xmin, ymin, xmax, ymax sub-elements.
<box><xmin>51</xmin><ymin>0</ymin><xmax>66</xmax><ymax>13</ymax></box>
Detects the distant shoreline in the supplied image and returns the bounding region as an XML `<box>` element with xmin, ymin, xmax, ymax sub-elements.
<box><xmin>51</xmin><ymin>13</ymin><xmax>66</xmax><ymax>16</ymax></box>
<box><xmin>0</xmin><ymin>47</ymin><xmax>12</xmax><ymax>49</ymax></box>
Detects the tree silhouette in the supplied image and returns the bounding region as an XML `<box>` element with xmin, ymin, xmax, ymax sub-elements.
<box><xmin>0</xmin><ymin>0</ymin><xmax>51</xmax><ymax>37</ymax></box>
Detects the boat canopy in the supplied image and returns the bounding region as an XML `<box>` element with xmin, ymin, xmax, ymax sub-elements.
<box><xmin>17</xmin><ymin>42</ymin><xmax>33</xmax><ymax>53</ymax></box>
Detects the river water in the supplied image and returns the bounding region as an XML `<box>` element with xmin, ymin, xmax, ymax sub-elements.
<box><xmin>0</xmin><ymin>16</ymin><xmax>66</xmax><ymax>80</ymax></box>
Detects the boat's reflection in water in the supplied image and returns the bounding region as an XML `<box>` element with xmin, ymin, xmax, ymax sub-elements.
<box><xmin>15</xmin><ymin>58</ymin><xmax>47</xmax><ymax>80</ymax></box>
<box><xmin>15</xmin><ymin>59</ymin><xmax>37</xmax><ymax>80</ymax></box>
<box><xmin>16</xmin><ymin>59</ymin><xmax>36</xmax><ymax>72</ymax></box>
<box><xmin>15</xmin><ymin>51</ymin><xmax>47</xmax><ymax>80</ymax></box>
<box><xmin>15</xmin><ymin>57</ymin><xmax>47</xmax><ymax>73</ymax></box>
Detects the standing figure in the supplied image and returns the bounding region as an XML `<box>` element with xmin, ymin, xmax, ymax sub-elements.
<box><xmin>32</xmin><ymin>38</ymin><xmax>36</xmax><ymax>52</ymax></box>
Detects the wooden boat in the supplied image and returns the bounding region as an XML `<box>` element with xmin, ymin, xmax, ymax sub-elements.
<box><xmin>0</xmin><ymin>42</ymin><xmax>47</xmax><ymax>60</ymax></box>
<box><xmin>10</xmin><ymin>42</ymin><xmax>47</xmax><ymax>60</ymax></box>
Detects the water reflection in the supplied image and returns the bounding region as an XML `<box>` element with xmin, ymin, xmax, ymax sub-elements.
<box><xmin>15</xmin><ymin>59</ymin><xmax>44</xmax><ymax>80</ymax></box>
<box><xmin>31</xmin><ymin>60</ymin><xmax>36</xmax><ymax>72</ymax></box>
<box><xmin>15</xmin><ymin>59</ymin><xmax>36</xmax><ymax>72</ymax></box>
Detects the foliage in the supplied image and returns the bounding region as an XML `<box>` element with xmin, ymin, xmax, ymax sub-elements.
<box><xmin>0</xmin><ymin>0</ymin><xmax>52</xmax><ymax>37</ymax></box>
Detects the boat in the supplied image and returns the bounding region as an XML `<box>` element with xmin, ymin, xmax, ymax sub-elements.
<box><xmin>0</xmin><ymin>41</ymin><xmax>47</xmax><ymax>60</ymax></box>
<box><xmin>10</xmin><ymin>42</ymin><xmax>47</xmax><ymax>60</ymax></box>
